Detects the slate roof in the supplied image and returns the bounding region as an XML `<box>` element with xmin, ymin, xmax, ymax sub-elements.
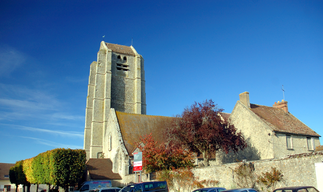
<box><xmin>86</xmin><ymin>159</ymin><xmax>122</xmax><ymax>180</ymax></box>
<box><xmin>116</xmin><ymin>111</ymin><xmax>175</xmax><ymax>155</ymax></box>
<box><xmin>250</xmin><ymin>104</ymin><xmax>320</xmax><ymax>137</ymax></box>
<box><xmin>105</xmin><ymin>43</ymin><xmax>135</xmax><ymax>56</ymax></box>
<box><xmin>0</xmin><ymin>163</ymin><xmax>15</xmax><ymax>180</ymax></box>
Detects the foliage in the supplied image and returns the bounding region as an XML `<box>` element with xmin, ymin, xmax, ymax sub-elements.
<box><xmin>233</xmin><ymin>162</ymin><xmax>257</xmax><ymax>188</ymax></box>
<box><xmin>9</xmin><ymin>166</ymin><xmax>17</xmax><ymax>185</ymax></box>
<box><xmin>137</xmin><ymin>133</ymin><xmax>194</xmax><ymax>173</ymax></box>
<box><xmin>167</xmin><ymin>99</ymin><xmax>247</xmax><ymax>165</ymax></box>
<box><xmin>156</xmin><ymin>168</ymin><xmax>218</xmax><ymax>191</ymax></box>
<box><xmin>9</xmin><ymin>148</ymin><xmax>86</xmax><ymax>192</ymax></box>
<box><xmin>257</xmin><ymin>167</ymin><xmax>283</xmax><ymax>192</ymax></box>
<box><xmin>23</xmin><ymin>158</ymin><xmax>36</xmax><ymax>184</ymax></box>
<box><xmin>48</xmin><ymin>148</ymin><xmax>86</xmax><ymax>192</ymax></box>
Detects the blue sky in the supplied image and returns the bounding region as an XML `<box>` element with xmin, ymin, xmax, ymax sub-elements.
<box><xmin>0</xmin><ymin>0</ymin><xmax>322</xmax><ymax>163</ymax></box>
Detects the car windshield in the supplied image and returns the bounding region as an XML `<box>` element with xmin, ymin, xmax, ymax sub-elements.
<box><xmin>101</xmin><ymin>190</ymin><xmax>119</xmax><ymax>192</ymax></box>
<box><xmin>120</xmin><ymin>186</ymin><xmax>134</xmax><ymax>192</ymax></box>
<box><xmin>194</xmin><ymin>190</ymin><xmax>210</xmax><ymax>192</ymax></box>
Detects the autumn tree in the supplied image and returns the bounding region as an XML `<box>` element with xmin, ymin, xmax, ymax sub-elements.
<box><xmin>137</xmin><ymin>133</ymin><xmax>194</xmax><ymax>173</ymax></box>
<box><xmin>167</xmin><ymin>99</ymin><xmax>247</xmax><ymax>166</ymax></box>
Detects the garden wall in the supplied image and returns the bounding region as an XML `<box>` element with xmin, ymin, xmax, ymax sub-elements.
<box><xmin>187</xmin><ymin>152</ymin><xmax>323</xmax><ymax>192</ymax></box>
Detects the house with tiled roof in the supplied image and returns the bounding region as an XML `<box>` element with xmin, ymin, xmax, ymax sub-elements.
<box><xmin>0</xmin><ymin>163</ymin><xmax>15</xmax><ymax>192</ymax></box>
<box><xmin>218</xmin><ymin>91</ymin><xmax>321</xmax><ymax>163</ymax></box>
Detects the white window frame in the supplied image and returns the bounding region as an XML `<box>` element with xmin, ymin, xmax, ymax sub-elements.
<box><xmin>286</xmin><ymin>135</ymin><xmax>293</xmax><ymax>149</ymax></box>
<box><xmin>307</xmin><ymin>137</ymin><xmax>315</xmax><ymax>151</ymax></box>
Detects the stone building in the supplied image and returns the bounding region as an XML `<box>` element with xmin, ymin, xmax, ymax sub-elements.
<box><xmin>219</xmin><ymin>91</ymin><xmax>321</xmax><ymax>163</ymax></box>
<box><xmin>84</xmin><ymin>41</ymin><xmax>147</xmax><ymax>159</ymax></box>
<box><xmin>83</xmin><ymin>42</ymin><xmax>172</xmax><ymax>181</ymax></box>
<box><xmin>83</xmin><ymin>42</ymin><xmax>321</xmax><ymax>184</ymax></box>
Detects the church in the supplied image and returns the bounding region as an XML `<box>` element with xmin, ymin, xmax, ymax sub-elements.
<box><xmin>83</xmin><ymin>41</ymin><xmax>320</xmax><ymax>184</ymax></box>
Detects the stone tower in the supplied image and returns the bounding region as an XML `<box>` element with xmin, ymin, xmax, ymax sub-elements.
<box><xmin>84</xmin><ymin>41</ymin><xmax>146</xmax><ymax>159</ymax></box>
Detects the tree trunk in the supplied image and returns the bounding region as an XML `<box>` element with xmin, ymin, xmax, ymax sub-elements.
<box><xmin>26</xmin><ymin>183</ymin><xmax>30</xmax><ymax>192</ymax></box>
<box><xmin>202</xmin><ymin>151</ymin><xmax>209</xmax><ymax>166</ymax></box>
<box><xmin>36</xmin><ymin>184</ymin><xmax>39</xmax><ymax>192</ymax></box>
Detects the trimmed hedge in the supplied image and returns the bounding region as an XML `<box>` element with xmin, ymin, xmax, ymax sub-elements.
<box><xmin>10</xmin><ymin>148</ymin><xmax>86</xmax><ymax>190</ymax></box>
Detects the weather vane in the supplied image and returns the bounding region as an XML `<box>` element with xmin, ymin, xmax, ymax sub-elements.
<box><xmin>282</xmin><ymin>85</ymin><xmax>285</xmax><ymax>100</ymax></box>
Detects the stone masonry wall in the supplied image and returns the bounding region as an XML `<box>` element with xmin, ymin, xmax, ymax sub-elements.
<box><xmin>188</xmin><ymin>152</ymin><xmax>323</xmax><ymax>192</ymax></box>
<box><xmin>273</xmin><ymin>132</ymin><xmax>321</xmax><ymax>159</ymax></box>
<box><xmin>228</xmin><ymin>101</ymin><xmax>274</xmax><ymax>162</ymax></box>
<box><xmin>114</xmin><ymin>152</ymin><xmax>323</xmax><ymax>192</ymax></box>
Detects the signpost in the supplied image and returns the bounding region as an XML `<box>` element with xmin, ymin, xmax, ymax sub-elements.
<box><xmin>133</xmin><ymin>152</ymin><xmax>142</xmax><ymax>171</ymax></box>
<box><xmin>133</xmin><ymin>152</ymin><xmax>142</xmax><ymax>182</ymax></box>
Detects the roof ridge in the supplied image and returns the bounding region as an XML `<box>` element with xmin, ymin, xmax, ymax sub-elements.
<box><xmin>115</xmin><ymin>110</ymin><xmax>174</xmax><ymax>118</ymax></box>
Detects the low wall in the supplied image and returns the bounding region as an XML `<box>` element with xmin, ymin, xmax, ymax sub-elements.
<box><xmin>190</xmin><ymin>152</ymin><xmax>323</xmax><ymax>192</ymax></box>
<box><xmin>117</xmin><ymin>152</ymin><xmax>323</xmax><ymax>192</ymax></box>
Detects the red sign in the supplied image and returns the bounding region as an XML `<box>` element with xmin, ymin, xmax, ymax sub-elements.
<box><xmin>133</xmin><ymin>152</ymin><xmax>143</xmax><ymax>172</ymax></box>
<box><xmin>133</xmin><ymin>166</ymin><xmax>142</xmax><ymax>171</ymax></box>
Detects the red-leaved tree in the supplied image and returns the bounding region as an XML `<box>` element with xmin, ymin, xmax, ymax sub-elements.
<box><xmin>166</xmin><ymin>99</ymin><xmax>247</xmax><ymax>166</ymax></box>
<box><xmin>137</xmin><ymin>133</ymin><xmax>194</xmax><ymax>173</ymax></box>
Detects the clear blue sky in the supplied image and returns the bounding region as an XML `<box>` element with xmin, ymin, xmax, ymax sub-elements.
<box><xmin>0</xmin><ymin>0</ymin><xmax>322</xmax><ymax>163</ymax></box>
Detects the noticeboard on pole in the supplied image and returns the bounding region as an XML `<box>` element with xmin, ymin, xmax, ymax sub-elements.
<box><xmin>133</xmin><ymin>152</ymin><xmax>142</xmax><ymax>172</ymax></box>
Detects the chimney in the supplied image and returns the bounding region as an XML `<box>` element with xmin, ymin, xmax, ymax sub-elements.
<box><xmin>273</xmin><ymin>100</ymin><xmax>288</xmax><ymax>113</ymax></box>
<box><xmin>239</xmin><ymin>91</ymin><xmax>250</xmax><ymax>108</ymax></box>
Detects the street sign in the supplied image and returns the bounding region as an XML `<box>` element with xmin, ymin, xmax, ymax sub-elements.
<box><xmin>133</xmin><ymin>152</ymin><xmax>142</xmax><ymax>172</ymax></box>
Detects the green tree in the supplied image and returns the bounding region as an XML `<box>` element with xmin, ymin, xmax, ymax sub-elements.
<box><xmin>51</xmin><ymin>149</ymin><xmax>86</xmax><ymax>192</ymax></box>
<box><xmin>9</xmin><ymin>166</ymin><xmax>19</xmax><ymax>192</ymax></box>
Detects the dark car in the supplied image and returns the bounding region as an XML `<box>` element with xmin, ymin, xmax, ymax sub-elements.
<box><xmin>273</xmin><ymin>186</ymin><xmax>319</xmax><ymax>192</ymax></box>
<box><xmin>120</xmin><ymin>181</ymin><xmax>168</xmax><ymax>192</ymax></box>
<box><xmin>192</xmin><ymin>187</ymin><xmax>226</xmax><ymax>192</ymax></box>
<box><xmin>222</xmin><ymin>188</ymin><xmax>257</xmax><ymax>192</ymax></box>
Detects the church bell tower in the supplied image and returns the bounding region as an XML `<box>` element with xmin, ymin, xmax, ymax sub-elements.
<box><xmin>83</xmin><ymin>41</ymin><xmax>146</xmax><ymax>159</ymax></box>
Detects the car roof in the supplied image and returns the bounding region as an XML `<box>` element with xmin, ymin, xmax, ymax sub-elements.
<box><xmin>194</xmin><ymin>188</ymin><xmax>226</xmax><ymax>190</ymax></box>
<box><xmin>223</xmin><ymin>188</ymin><xmax>256</xmax><ymax>192</ymax></box>
<box><xmin>274</xmin><ymin>186</ymin><xmax>316</xmax><ymax>190</ymax></box>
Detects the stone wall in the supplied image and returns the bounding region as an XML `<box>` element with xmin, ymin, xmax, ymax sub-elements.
<box><xmin>188</xmin><ymin>152</ymin><xmax>323</xmax><ymax>192</ymax></box>
<box><xmin>229</xmin><ymin>101</ymin><xmax>274</xmax><ymax>161</ymax></box>
<box><xmin>114</xmin><ymin>152</ymin><xmax>323</xmax><ymax>192</ymax></box>
<box><xmin>273</xmin><ymin>132</ymin><xmax>321</xmax><ymax>158</ymax></box>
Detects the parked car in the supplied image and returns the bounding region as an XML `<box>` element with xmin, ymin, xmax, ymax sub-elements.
<box><xmin>222</xmin><ymin>188</ymin><xmax>257</xmax><ymax>192</ymax></box>
<box><xmin>120</xmin><ymin>181</ymin><xmax>168</xmax><ymax>192</ymax></box>
<box><xmin>75</xmin><ymin>180</ymin><xmax>113</xmax><ymax>192</ymax></box>
<box><xmin>94</xmin><ymin>187</ymin><xmax>121</xmax><ymax>192</ymax></box>
<box><xmin>273</xmin><ymin>186</ymin><xmax>319</xmax><ymax>192</ymax></box>
<box><xmin>192</xmin><ymin>187</ymin><xmax>226</xmax><ymax>192</ymax></box>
